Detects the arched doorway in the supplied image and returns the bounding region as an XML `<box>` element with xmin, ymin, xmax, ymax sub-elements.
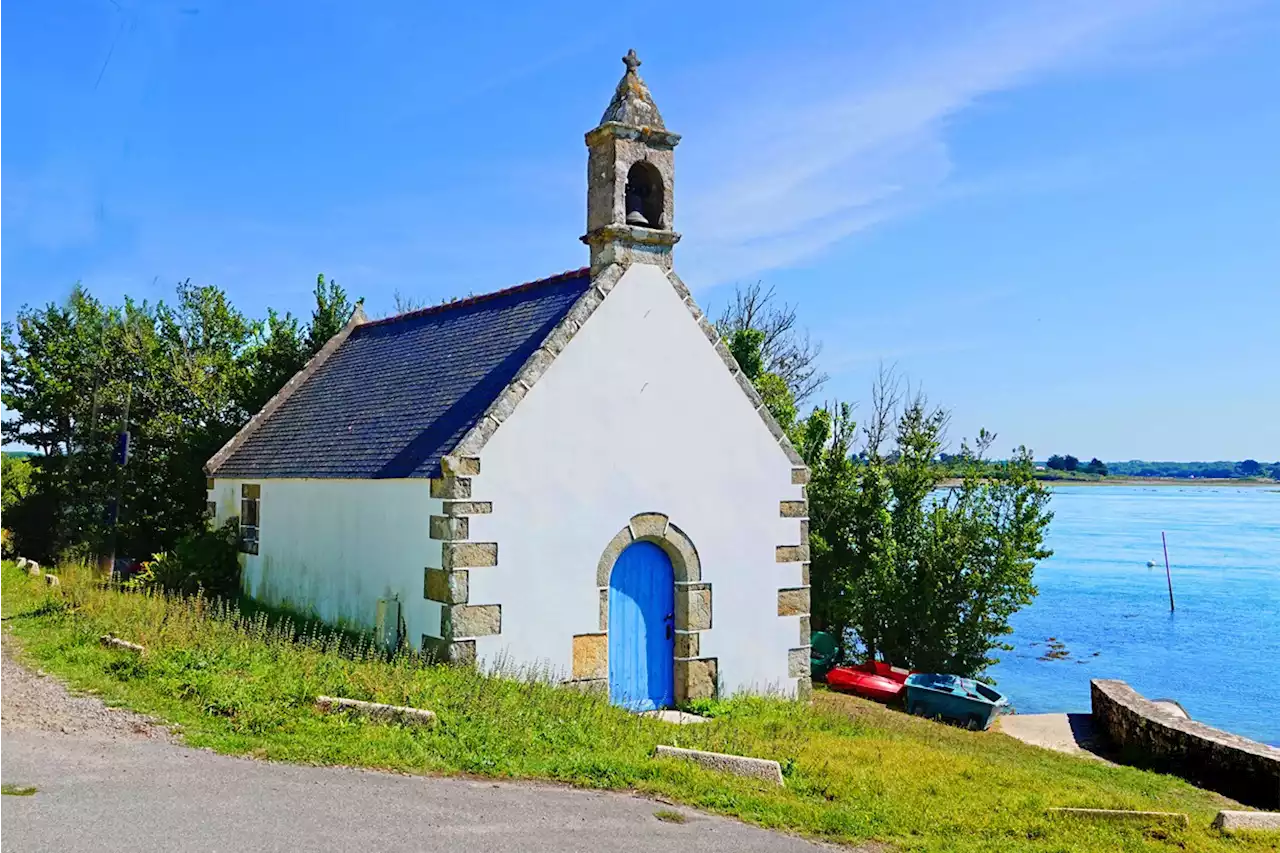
<box><xmin>573</xmin><ymin>513</ymin><xmax>716</xmax><ymax>708</ymax></box>
<box><xmin>608</xmin><ymin>541</ymin><xmax>675</xmax><ymax>710</ymax></box>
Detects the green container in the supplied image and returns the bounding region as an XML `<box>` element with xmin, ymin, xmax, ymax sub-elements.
<box><xmin>810</xmin><ymin>631</ymin><xmax>839</xmax><ymax>680</ymax></box>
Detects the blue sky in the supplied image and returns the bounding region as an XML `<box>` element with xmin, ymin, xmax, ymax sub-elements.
<box><xmin>4</xmin><ymin>0</ymin><xmax>1278</xmax><ymax>461</ymax></box>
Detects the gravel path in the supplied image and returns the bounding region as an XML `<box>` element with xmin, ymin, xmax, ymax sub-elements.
<box><xmin>0</xmin><ymin>632</ymin><xmax>172</xmax><ymax>742</ymax></box>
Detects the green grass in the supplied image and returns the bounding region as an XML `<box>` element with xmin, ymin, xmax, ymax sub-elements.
<box><xmin>653</xmin><ymin>808</ymin><xmax>688</xmax><ymax>823</ymax></box>
<box><xmin>1</xmin><ymin>561</ymin><xmax>1264</xmax><ymax>853</ymax></box>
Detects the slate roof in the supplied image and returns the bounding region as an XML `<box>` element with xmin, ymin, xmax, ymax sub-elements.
<box><xmin>209</xmin><ymin>269</ymin><xmax>592</xmax><ymax>480</ymax></box>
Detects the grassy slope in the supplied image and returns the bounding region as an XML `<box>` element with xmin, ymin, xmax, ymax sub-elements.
<box><xmin>1</xmin><ymin>563</ymin><xmax>1265</xmax><ymax>853</ymax></box>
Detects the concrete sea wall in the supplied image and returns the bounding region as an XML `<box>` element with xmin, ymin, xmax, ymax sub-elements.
<box><xmin>1091</xmin><ymin>679</ymin><xmax>1280</xmax><ymax>808</ymax></box>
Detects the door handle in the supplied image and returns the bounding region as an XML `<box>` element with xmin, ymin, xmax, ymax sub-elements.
<box><xmin>664</xmin><ymin>612</ymin><xmax>674</xmax><ymax>640</ymax></box>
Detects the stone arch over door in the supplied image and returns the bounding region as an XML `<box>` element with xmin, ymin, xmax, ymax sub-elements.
<box><xmin>569</xmin><ymin>512</ymin><xmax>718</xmax><ymax>704</ymax></box>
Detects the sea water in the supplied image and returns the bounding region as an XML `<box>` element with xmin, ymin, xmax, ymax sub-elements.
<box><xmin>984</xmin><ymin>485</ymin><xmax>1280</xmax><ymax>745</ymax></box>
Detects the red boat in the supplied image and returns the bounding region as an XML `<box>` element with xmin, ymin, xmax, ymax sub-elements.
<box><xmin>826</xmin><ymin>661</ymin><xmax>913</xmax><ymax>704</ymax></box>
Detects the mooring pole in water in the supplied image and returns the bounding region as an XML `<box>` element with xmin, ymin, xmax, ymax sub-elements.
<box><xmin>1161</xmin><ymin>530</ymin><xmax>1175</xmax><ymax>612</ymax></box>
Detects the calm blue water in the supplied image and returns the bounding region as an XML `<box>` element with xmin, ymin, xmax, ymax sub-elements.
<box><xmin>985</xmin><ymin>485</ymin><xmax>1280</xmax><ymax>745</ymax></box>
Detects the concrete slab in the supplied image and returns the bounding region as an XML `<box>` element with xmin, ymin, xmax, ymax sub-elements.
<box><xmin>314</xmin><ymin>696</ymin><xmax>437</xmax><ymax>727</ymax></box>
<box><xmin>998</xmin><ymin>713</ymin><xmax>1107</xmax><ymax>760</ymax></box>
<box><xmin>100</xmin><ymin>635</ymin><xmax>145</xmax><ymax>653</ymax></box>
<box><xmin>654</xmin><ymin>745</ymin><xmax>784</xmax><ymax>785</ymax></box>
<box><xmin>1213</xmin><ymin>810</ymin><xmax>1280</xmax><ymax>833</ymax></box>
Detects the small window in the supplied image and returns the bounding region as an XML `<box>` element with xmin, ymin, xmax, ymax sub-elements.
<box><xmin>206</xmin><ymin>501</ymin><xmax>218</xmax><ymax>521</ymax></box>
<box><xmin>240</xmin><ymin>484</ymin><xmax>261</xmax><ymax>555</ymax></box>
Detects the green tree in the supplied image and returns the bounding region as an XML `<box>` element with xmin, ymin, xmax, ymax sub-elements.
<box><xmin>1063</xmin><ymin>454</ymin><xmax>1080</xmax><ymax>472</ymax></box>
<box><xmin>810</xmin><ymin>376</ymin><xmax>1053</xmax><ymax>674</ymax></box>
<box><xmin>0</xmin><ymin>453</ymin><xmax>26</xmax><ymax>557</ymax></box>
<box><xmin>716</xmin><ymin>282</ymin><xmax>826</xmax><ymax>404</ymax></box>
<box><xmin>2</xmin><ymin>282</ymin><xmax>256</xmax><ymax>562</ymax></box>
<box><xmin>730</xmin><ymin>328</ymin><xmax>798</xmax><ymax>432</ymax></box>
<box><xmin>729</xmin><ymin>329</ymin><xmax>766</xmax><ymax>382</ymax></box>
<box><xmin>0</xmin><ymin>272</ymin><xmax>363</xmax><ymax>560</ymax></box>
<box><xmin>804</xmin><ymin>403</ymin><xmax>860</xmax><ymax>637</ymax></box>
<box><xmin>1084</xmin><ymin>457</ymin><xmax>1108</xmax><ymax>476</ymax></box>
<box><xmin>1237</xmin><ymin>459</ymin><xmax>1262</xmax><ymax>477</ymax></box>
<box><xmin>729</xmin><ymin>320</ymin><xmax>1055</xmax><ymax>676</ymax></box>
<box><xmin>904</xmin><ymin>438</ymin><xmax>1052</xmax><ymax>673</ymax></box>
<box><xmin>1046</xmin><ymin>454</ymin><xmax>1066</xmax><ymax>471</ymax></box>
<box><xmin>238</xmin><ymin>310</ymin><xmax>308</xmax><ymax>415</ymax></box>
<box><xmin>306</xmin><ymin>274</ymin><xmax>353</xmax><ymax>353</ymax></box>
<box><xmin>1</xmin><ymin>454</ymin><xmax>33</xmax><ymax>515</ymax></box>
<box><xmin>2</xmin><ymin>286</ymin><xmax>124</xmax><ymax>558</ymax></box>
<box><xmin>2</xmin><ymin>274</ymin><xmax>362</xmax><ymax>564</ymax></box>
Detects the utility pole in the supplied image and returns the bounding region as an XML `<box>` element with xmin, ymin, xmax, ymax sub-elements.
<box><xmin>99</xmin><ymin>383</ymin><xmax>132</xmax><ymax>577</ymax></box>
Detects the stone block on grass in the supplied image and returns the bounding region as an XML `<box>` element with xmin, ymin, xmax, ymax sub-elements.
<box><xmin>315</xmin><ymin>696</ymin><xmax>437</xmax><ymax>728</ymax></box>
<box><xmin>1213</xmin><ymin>810</ymin><xmax>1280</xmax><ymax>833</ymax></box>
<box><xmin>654</xmin><ymin>745</ymin><xmax>784</xmax><ymax>786</ymax></box>
<box><xmin>100</xmin><ymin>635</ymin><xmax>145</xmax><ymax>653</ymax></box>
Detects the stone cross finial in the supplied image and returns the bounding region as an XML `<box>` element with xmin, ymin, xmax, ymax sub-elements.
<box><xmin>597</xmin><ymin>48</ymin><xmax>665</xmax><ymax>129</ymax></box>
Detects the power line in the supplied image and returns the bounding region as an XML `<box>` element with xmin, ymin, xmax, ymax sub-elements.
<box><xmin>93</xmin><ymin>1</ymin><xmax>130</xmax><ymax>91</ymax></box>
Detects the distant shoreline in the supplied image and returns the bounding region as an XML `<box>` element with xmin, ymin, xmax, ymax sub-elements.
<box><xmin>937</xmin><ymin>476</ymin><xmax>1278</xmax><ymax>488</ymax></box>
<box><xmin>1041</xmin><ymin>476</ymin><xmax>1277</xmax><ymax>488</ymax></box>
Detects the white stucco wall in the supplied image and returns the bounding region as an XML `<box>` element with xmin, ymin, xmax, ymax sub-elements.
<box><xmin>469</xmin><ymin>263</ymin><xmax>807</xmax><ymax>695</ymax></box>
<box><xmin>208</xmin><ymin>478</ymin><xmax>443</xmax><ymax>648</ymax></box>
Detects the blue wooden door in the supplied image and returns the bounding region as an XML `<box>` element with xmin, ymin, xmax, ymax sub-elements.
<box><xmin>608</xmin><ymin>541</ymin><xmax>675</xmax><ymax>710</ymax></box>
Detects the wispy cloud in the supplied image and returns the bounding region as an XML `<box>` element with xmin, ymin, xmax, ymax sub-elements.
<box><xmin>674</xmin><ymin>0</ymin><xmax>1243</xmax><ymax>287</ymax></box>
<box><xmin>5</xmin><ymin>0</ymin><xmax>1258</xmax><ymax>319</ymax></box>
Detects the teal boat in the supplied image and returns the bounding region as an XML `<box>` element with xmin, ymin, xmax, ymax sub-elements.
<box><xmin>905</xmin><ymin>673</ymin><xmax>1009</xmax><ymax>730</ymax></box>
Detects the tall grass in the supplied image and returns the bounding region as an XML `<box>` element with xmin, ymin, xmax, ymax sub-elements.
<box><xmin>2</xmin><ymin>561</ymin><xmax>1260</xmax><ymax>853</ymax></box>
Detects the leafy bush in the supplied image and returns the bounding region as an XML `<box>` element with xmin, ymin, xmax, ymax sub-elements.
<box><xmin>1</xmin><ymin>454</ymin><xmax>32</xmax><ymax>514</ymax></box>
<box><xmin>129</xmin><ymin>519</ymin><xmax>241</xmax><ymax>598</ymax></box>
<box><xmin>801</xmin><ymin>373</ymin><xmax>1053</xmax><ymax>678</ymax></box>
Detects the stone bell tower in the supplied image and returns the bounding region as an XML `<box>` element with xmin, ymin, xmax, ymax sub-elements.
<box><xmin>582</xmin><ymin>50</ymin><xmax>681</xmax><ymax>274</ymax></box>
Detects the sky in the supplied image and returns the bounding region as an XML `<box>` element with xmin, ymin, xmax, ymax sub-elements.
<box><xmin>3</xmin><ymin>0</ymin><xmax>1278</xmax><ymax>461</ymax></box>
